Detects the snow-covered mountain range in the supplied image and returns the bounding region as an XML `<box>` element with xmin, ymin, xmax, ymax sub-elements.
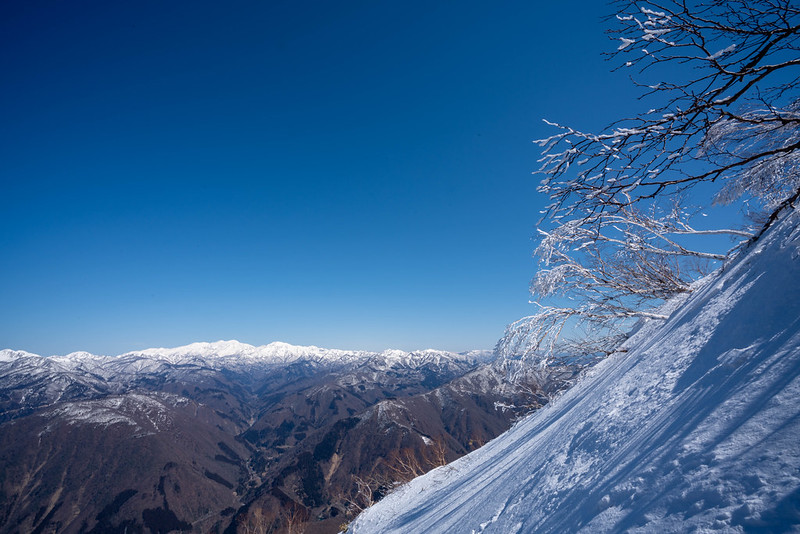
<box><xmin>2</xmin><ymin>340</ymin><xmax>492</xmax><ymax>373</ymax></box>
<box><xmin>349</xmin><ymin>208</ymin><xmax>800</xmax><ymax>531</ymax></box>
<box><xmin>0</xmin><ymin>341</ymin><xmax>493</xmax><ymax>416</ymax></box>
<box><xmin>2</xmin><ymin>337</ymin><xmax>560</xmax><ymax>533</ymax></box>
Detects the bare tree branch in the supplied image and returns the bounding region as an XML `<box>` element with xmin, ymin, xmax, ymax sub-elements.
<box><xmin>537</xmin><ymin>0</ymin><xmax>800</xmax><ymax>218</ymax></box>
<box><xmin>500</xmin><ymin>0</ymin><xmax>799</xmax><ymax>366</ymax></box>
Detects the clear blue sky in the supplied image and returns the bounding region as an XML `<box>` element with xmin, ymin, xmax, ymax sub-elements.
<box><xmin>1</xmin><ymin>1</ymin><xmax>643</xmax><ymax>356</ymax></box>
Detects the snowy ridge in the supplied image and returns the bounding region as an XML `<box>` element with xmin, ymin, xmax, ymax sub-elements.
<box><xmin>42</xmin><ymin>392</ymin><xmax>190</xmax><ymax>433</ymax></box>
<box><xmin>120</xmin><ymin>340</ymin><xmax>365</xmax><ymax>365</ymax></box>
<box><xmin>350</xmin><ymin>209</ymin><xmax>800</xmax><ymax>533</ymax></box>
<box><xmin>1</xmin><ymin>340</ymin><xmax>490</xmax><ymax>367</ymax></box>
<box><xmin>119</xmin><ymin>341</ymin><xmax>495</xmax><ymax>369</ymax></box>
<box><xmin>0</xmin><ymin>342</ymin><xmax>494</xmax><ymax>412</ymax></box>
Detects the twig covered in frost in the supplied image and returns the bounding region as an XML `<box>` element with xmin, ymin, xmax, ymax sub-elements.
<box><xmin>502</xmin><ymin>0</ymin><xmax>800</xmax><ymax>367</ymax></box>
<box><xmin>537</xmin><ymin>0</ymin><xmax>800</xmax><ymax>218</ymax></box>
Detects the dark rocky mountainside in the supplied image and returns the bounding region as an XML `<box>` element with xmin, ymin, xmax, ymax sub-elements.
<box><xmin>0</xmin><ymin>342</ymin><xmax>577</xmax><ymax>533</ymax></box>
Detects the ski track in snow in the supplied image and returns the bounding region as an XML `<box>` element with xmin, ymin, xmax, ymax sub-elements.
<box><xmin>351</xmin><ymin>210</ymin><xmax>800</xmax><ymax>533</ymax></box>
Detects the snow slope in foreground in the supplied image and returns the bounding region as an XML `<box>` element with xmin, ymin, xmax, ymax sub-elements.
<box><xmin>351</xmin><ymin>210</ymin><xmax>800</xmax><ymax>533</ymax></box>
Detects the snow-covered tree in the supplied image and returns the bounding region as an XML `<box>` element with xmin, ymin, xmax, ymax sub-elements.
<box><xmin>539</xmin><ymin>0</ymin><xmax>800</xmax><ymax>218</ymax></box>
<box><xmin>499</xmin><ymin>0</ymin><xmax>799</xmax><ymax>364</ymax></box>
<box><xmin>497</xmin><ymin>200</ymin><xmax>754</xmax><ymax>364</ymax></box>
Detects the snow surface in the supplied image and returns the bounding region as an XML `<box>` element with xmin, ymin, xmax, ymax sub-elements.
<box><xmin>350</xmin><ymin>209</ymin><xmax>800</xmax><ymax>533</ymax></box>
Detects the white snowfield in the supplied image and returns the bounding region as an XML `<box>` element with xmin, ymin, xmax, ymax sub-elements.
<box><xmin>350</xmin><ymin>209</ymin><xmax>800</xmax><ymax>533</ymax></box>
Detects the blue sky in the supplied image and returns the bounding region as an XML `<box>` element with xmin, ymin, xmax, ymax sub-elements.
<box><xmin>1</xmin><ymin>1</ymin><xmax>646</xmax><ymax>355</ymax></box>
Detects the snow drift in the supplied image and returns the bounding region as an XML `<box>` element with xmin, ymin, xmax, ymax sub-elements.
<box><xmin>350</xmin><ymin>208</ymin><xmax>800</xmax><ymax>533</ymax></box>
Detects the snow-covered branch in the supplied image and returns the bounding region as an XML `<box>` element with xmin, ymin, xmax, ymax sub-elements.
<box><xmin>501</xmin><ymin>0</ymin><xmax>799</xmax><ymax>366</ymax></box>
<box><xmin>536</xmin><ymin>0</ymin><xmax>800</xmax><ymax>218</ymax></box>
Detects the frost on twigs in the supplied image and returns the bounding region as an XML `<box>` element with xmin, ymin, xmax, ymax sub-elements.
<box><xmin>495</xmin><ymin>306</ymin><xmax>627</xmax><ymax>370</ymax></box>
<box><xmin>704</xmin><ymin>100</ymin><xmax>800</xmax><ymax>210</ymax></box>
<box><xmin>498</xmin><ymin>200</ymin><xmax>737</xmax><ymax>366</ymax></box>
<box><xmin>502</xmin><ymin>0</ymin><xmax>799</xmax><ymax>367</ymax></box>
<box><xmin>537</xmin><ymin>0</ymin><xmax>800</xmax><ymax>219</ymax></box>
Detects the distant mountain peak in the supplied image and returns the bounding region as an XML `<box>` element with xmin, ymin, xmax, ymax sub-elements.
<box><xmin>2</xmin><ymin>341</ymin><xmax>494</xmax><ymax>366</ymax></box>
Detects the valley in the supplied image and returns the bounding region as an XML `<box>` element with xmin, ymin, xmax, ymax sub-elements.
<box><xmin>0</xmin><ymin>342</ymin><xmax>577</xmax><ymax>533</ymax></box>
